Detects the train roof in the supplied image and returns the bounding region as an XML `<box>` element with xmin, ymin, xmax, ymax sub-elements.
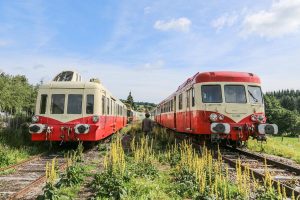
<box><xmin>195</xmin><ymin>71</ymin><xmax>261</xmax><ymax>84</ymax></box>
<box><xmin>157</xmin><ymin>71</ymin><xmax>261</xmax><ymax>106</ymax></box>
<box><xmin>177</xmin><ymin>71</ymin><xmax>260</xmax><ymax>92</ymax></box>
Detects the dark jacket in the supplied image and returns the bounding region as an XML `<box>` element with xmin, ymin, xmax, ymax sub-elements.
<box><xmin>142</xmin><ymin>118</ymin><xmax>153</xmax><ymax>132</ymax></box>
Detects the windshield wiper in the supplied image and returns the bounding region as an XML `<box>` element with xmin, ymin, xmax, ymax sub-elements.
<box><xmin>248</xmin><ymin>90</ymin><xmax>258</xmax><ymax>103</ymax></box>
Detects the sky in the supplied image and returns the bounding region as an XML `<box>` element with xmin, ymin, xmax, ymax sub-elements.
<box><xmin>0</xmin><ymin>0</ymin><xmax>300</xmax><ymax>103</ymax></box>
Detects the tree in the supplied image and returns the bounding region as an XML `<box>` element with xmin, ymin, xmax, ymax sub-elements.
<box><xmin>126</xmin><ymin>91</ymin><xmax>135</xmax><ymax>109</ymax></box>
<box><xmin>280</xmin><ymin>96</ymin><xmax>296</xmax><ymax>111</ymax></box>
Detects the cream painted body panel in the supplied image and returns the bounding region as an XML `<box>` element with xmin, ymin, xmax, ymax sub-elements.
<box><xmin>158</xmin><ymin>82</ymin><xmax>264</xmax><ymax>123</ymax></box>
<box><xmin>35</xmin><ymin>81</ymin><xmax>126</xmax><ymax>123</ymax></box>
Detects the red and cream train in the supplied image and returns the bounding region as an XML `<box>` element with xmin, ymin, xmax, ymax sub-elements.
<box><xmin>29</xmin><ymin>71</ymin><xmax>135</xmax><ymax>142</ymax></box>
<box><xmin>152</xmin><ymin>71</ymin><xmax>278</xmax><ymax>145</ymax></box>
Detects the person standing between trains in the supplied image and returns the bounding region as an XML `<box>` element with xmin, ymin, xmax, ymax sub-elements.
<box><xmin>142</xmin><ymin>113</ymin><xmax>153</xmax><ymax>137</ymax></box>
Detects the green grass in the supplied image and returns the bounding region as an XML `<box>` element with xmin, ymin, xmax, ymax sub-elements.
<box><xmin>248</xmin><ymin>136</ymin><xmax>300</xmax><ymax>163</ymax></box>
<box><xmin>0</xmin><ymin>127</ymin><xmax>45</xmax><ymax>168</ymax></box>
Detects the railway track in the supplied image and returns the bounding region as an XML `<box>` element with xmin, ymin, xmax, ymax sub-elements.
<box><xmin>0</xmin><ymin>152</ymin><xmax>67</xmax><ymax>200</ymax></box>
<box><xmin>165</xmin><ymin>128</ymin><xmax>300</xmax><ymax>198</ymax></box>
<box><xmin>221</xmin><ymin>146</ymin><xmax>300</xmax><ymax>198</ymax></box>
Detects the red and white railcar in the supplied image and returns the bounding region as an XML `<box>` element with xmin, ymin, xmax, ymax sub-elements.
<box><xmin>29</xmin><ymin>71</ymin><xmax>128</xmax><ymax>142</ymax></box>
<box><xmin>152</xmin><ymin>71</ymin><xmax>278</xmax><ymax>144</ymax></box>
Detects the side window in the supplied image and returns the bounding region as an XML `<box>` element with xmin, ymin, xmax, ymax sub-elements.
<box><xmin>179</xmin><ymin>94</ymin><xmax>183</xmax><ymax>110</ymax></box>
<box><xmin>192</xmin><ymin>88</ymin><xmax>195</xmax><ymax>107</ymax></box>
<box><xmin>40</xmin><ymin>94</ymin><xmax>47</xmax><ymax>114</ymax></box>
<box><xmin>67</xmin><ymin>94</ymin><xmax>82</xmax><ymax>114</ymax></box>
<box><xmin>102</xmin><ymin>95</ymin><xmax>106</xmax><ymax>115</ymax></box>
<box><xmin>51</xmin><ymin>94</ymin><xmax>65</xmax><ymax>114</ymax></box>
<box><xmin>187</xmin><ymin>90</ymin><xmax>190</xmax><ymax>108</ymax></box>
<box><xmin>86</xmin><ymin>95</ymin><xmax>94</xmax><ymax>114</ymax></box>
<box><xmin>107</xmin><ymin>98</ymin><xmax>110</xmax><ymax>115</ymax></box>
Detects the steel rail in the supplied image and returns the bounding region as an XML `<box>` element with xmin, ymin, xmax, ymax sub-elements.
<box><xmin>0</xmin><ymin>153</ymin><xmax>45</xmax><ymax>173</ymax></box>
<box><xmin>223</xmin><ymin>146</ymin><xmax>300</xmax><ymax>198</ymax></box>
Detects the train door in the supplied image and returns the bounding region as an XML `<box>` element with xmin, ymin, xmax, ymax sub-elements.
<box><xmin>186</xmin><ymin>89</ymin><xmax>192</xmax><ymax>130</ymax></box>
<box><xmin>173</xmin><ymin>96</ymin><xmax>177</xmax><ymax>129</ymax></box>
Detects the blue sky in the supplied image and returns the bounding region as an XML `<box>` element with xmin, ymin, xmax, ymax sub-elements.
<box><xmin>0</xmin><ymin>0</ymin><xmax>300</xmax><ymax>103</ymax></box>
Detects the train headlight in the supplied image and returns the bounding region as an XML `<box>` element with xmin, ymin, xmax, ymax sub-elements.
<box><xmin>32</xmin><ymin>115</ymin><xmax>39</xmax><ymax>123</ymax></box>
<box><xmin>218</xmin><ymin>114</ymin><xmax>224</xmax><ymax>121</ymax></box>
<box><xmin>74</xmin><ymin>124</ymin><xmax>90</xmax><ymax>134</ymax></box>
<box><xmin>209</xmin><ymin>113</ymin><xmax>218</xmax><ymax>122</ymax></box>
<box><xmin>92</xmin><ymin>115</ymin><xmax>99</xmax><ymax>123</ymax></box>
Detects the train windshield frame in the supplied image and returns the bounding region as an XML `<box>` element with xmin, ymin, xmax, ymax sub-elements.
<box><xmin>53</xmin><ymin>71</ymin><xmax>73</xmax><ymax>81</ymax></box>
<box><xmin>67</xmin><ymin>94</ymin><xmax>83</xmax><ymax>114</ymax></box>
<box><xmin>224</xmin><ymin>85</ymin><xmax>247</xmax><ymax>103</ymax></box>
<box><xmin>86</xmin><ymin>94</ymin><xmax>94</xmax><ymax>114</ymax></box>
<box><xmin>51</xmin><ymin>94</ymin><xmax>65</xmax><ymax>114</ymax></box>
<box><xmin>248</xmin><ymin>85</ymin><xmax>263</xmax><ymax>104</ymax></box>
<box><xmin>40</xmin><ymin>94</ymin><xmax>47</xmax><ymax>114</ymax></box>
<box><xmin>201</xmin><ymin>85</ymin><xmax>222</xmax><ymax>103</ymax></box>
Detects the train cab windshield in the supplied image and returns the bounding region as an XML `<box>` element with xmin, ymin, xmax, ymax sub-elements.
<box><xmin>201</xmin><ymin>85</ymin><xmax>222</xmax><ymax>103</ymax></box>
<box><xmin>248</xmin><ymin>86</ymin><xmax>263</xmax><ymax>104</ymax></box>
<box><xmin>224</xmin><ymin>85</ymin><xmax>247</xmax><ymax>103</ymax></box>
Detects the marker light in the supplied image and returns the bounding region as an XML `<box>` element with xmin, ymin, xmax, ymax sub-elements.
<box><xmin>209</xmin><ymin>113</ymin><xmax>218</xmax><ymax>122</ymax></box>
<box><xmin>92</xmin><ymin>115</ymin><xmax>99</xmax><ymax>123</ymax></box>
<box><xmin>32</xmin><ymin>115</ymin><xmax>39</xmax><ymax>123</ymax></box>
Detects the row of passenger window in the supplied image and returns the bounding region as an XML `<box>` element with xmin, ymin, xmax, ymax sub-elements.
<box><xmin>101</xmin><ymin>95</ymin><xmax>125</xmax><ymax>116</ymax></box>
<box><xmin>40</xmin><ymin>94</ymin><xmax>126</xmax><ymax>116</ymax></box>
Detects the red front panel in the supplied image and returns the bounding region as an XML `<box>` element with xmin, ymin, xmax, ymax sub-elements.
<box><xmin>156</xmin><ymin>110</ymin><xmax>264</xmax><ymax>141</ymax></box>
<box><xmin>31</xmin><ymin>115</ymin><xmax>127</xmax><ymax>142</ymax></box>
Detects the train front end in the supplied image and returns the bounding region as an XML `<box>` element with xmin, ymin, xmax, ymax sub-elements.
<box><xmin>194</xmin><ymin>72</ymin><xmax>278</xmax><ymax>144</ymax></box>
<box><xmin>29</xmin><ymin>71</ymin><xmax>126</xmax><ymax>142</ymax></box>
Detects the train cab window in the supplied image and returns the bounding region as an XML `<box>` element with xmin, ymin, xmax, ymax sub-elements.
<box><xmin>86</xmin><ymin>95</ymin><xmax>94</xmax><ymax>114</ymax></box>
<box><xmin>67</xmin><ymin>94</ymin><xmax>82</xmax><ymax>114</ymax></box>
<box><xmin>201</xmin><ymin>85</ymin><xmax>222</xmax><ymax>103</ymax></box>
<box><xmin>40</xmin><ymin>94</ymin><xmax>47</xmax><ymax>114</ymax></box>
<box><xmin>179</xmin><ymin>94</ymin><xmax>183</xmax><ymax>110</ymax></box>
<box><xmin>248</xmin><ymin>86</ymin><xmax>263</xmax><ymax>104</ymax></box>
<box><xmin>51</xmin><ymin>94</ymin><xmax>65</xmax><ymax>114</ymax></box>
<box><xmin>225</xmin><ymin>85</ymin><xmax>247</xmax><ymax>103</ymax></box>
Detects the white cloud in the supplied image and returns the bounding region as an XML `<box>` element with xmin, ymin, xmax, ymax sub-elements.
<box><xmin>211</xmin><ymin>13</ymin><xmax>238</xmax><ymax>31</ymax></box>
<box><xmin>154</xmin><ymin>17</ymin><xmax>191</xmax><ymax>32</ymax></box>
<box><xmin>144</xmin><ymin>6</ymin><xmax>151</xmax><ymax>15</ymax></box>
<box><xmin>142</xmin><ymin>59</ymin><xmax>164</xmax><ymax>70</ymax></box>
<box><xmin>242</xmin><ymin>0</ymin><xmax>300</xmax><ymax>38</ymax></box>
<box><xmin>0</xmin><ymin>39</ymin><xmax>13</xmax><ymax>47</ymax></box>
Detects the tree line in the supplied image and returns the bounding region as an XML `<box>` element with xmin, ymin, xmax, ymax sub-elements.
<box><xmin>0</xmin><ymin>72</ymin><xmax>37</xmax><ymax>116</ymax></box>
<box><xmin>265</xmin><ymin>90</ymin><xmax>300</xmax><ymax>135</ymax></box>
<box><xmin>0</xmin><ymin>71</ymin><xmax>299</xmax><ymax>135</ymax></box>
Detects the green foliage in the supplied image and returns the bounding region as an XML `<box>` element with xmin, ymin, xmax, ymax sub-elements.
<box><xmin>0</xmin><ymin>72</ymin><xmax>37</xmax><ymax>114</ymax></box>
<box><xmin>264</xmin><ymin>94</ymin><xmax>300</xmax><ymax>135</ymax></box>
<box><xmin>172</xmin><ymin>167</ymin><xmax>199</xmax><ymax>198</ymax></box>
<box><xmin>57</xmin><ymin>165</ymin><xmax>85</xmax><ymax>187</ymax></box>
<box><xmin>126</xmin><ymin>91</ymin><xmax>135</xmax><ymax>110</ymax></box>
<box><xmin>248</xmin><ymin>136</ymin><xmax>300</xmax><ymax>163</ymax></box>
<box><xmin>40</xmin><ymin>182</ymin><xmax>59</xmax><ymax>200</ymax></box>
<box><xmin>92</xmin><ymin>170</ymin><xmax>129</xmax><ymax>200</ymax></box>
<box><xmin>128</xmin><ymin>161</ymin><xmax>158</xmax><ymax>180</ymax></box>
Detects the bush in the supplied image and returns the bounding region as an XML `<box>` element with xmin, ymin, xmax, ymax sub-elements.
<box><xmin>92</xmin><ymin>170</ymin><xmax>129</xmax><ymax>200</ymax></box>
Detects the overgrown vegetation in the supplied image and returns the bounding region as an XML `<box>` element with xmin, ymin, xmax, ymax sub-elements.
<box><xmin>248</xmin><ymin>136</ymin><xmax>300</xmax><ymax>164</ymax></box>
<box><xmin>40</xmin><ymin>145</ymin><xmax>87</xmax><ymax>200</ymax></box>
<box><xmin>264</xmin><ymin>91</ymin><xmax>300</xmax><ymax>135</ymax></box>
